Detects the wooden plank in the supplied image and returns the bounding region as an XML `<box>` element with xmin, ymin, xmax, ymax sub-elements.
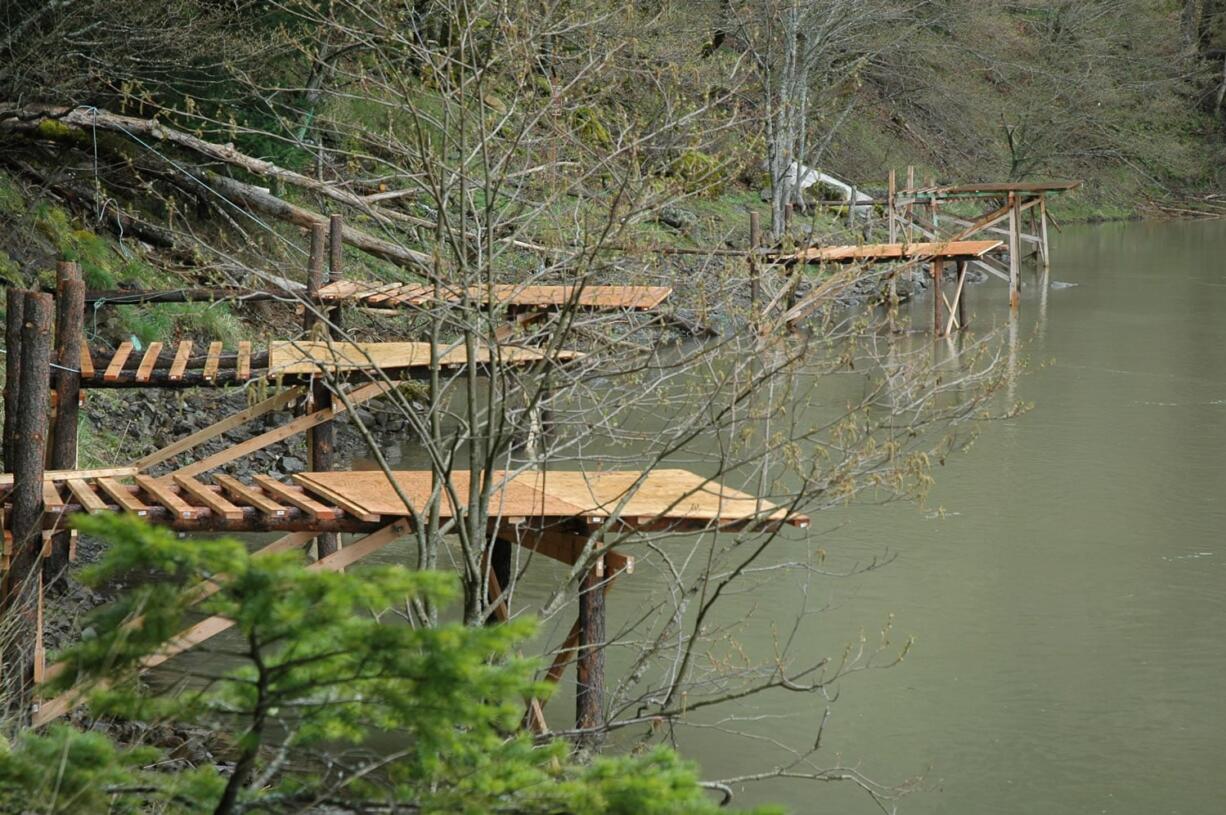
<box><xmin>135</xmin><ymin>386</ymin><xmax>304</xmax><ymax>470</ymax></box>
<box><xmin>65</xmin><ymin>479</ymin><xmax>108</xmax><ymax>513</ymax></box>
<box><xmin>236</xmin><ymin>341</ymin><xmax>251</xmax><ymax>381</ymax></box>
<box><xmin>779</xmin><ymin>240</ymin><xmax>1002</xmax><ymax>265</ymax></box>
<box><xmin>297</xmin><ymin>468</ymin><xmax>808</xmax><ymax>528</ymax></box>
<box><xmin>42</xmin><ymin>483</ymin><xmax>64</xmax><ymax>514</ymax></box>
<box><xmin>103</xmin><ymin>342</ymin><xmax>133</xmax><ymax>382</ymax></box>
<box><xmin>316</xmin><ymin>280</ymin><xmax>673</xmax><ymax>311</ymax></box>
<box><xmin>0</xmin><ymin>466</ymin><xmax>138</xmax><ymax>487</ymax></box>
<box><xmin>95</xmin><ymin>478</ymin><xmax>154</xmax><ymax>517</ymax></box>
<box><xmin>168</xmin><ymin>340</ymin><xmax>193</xmax><ymax>381</ymax></box>
<box><xmin>287</xmin><ymin>478</ymin><xmax>380</xmax><ymax>523</ymax></box>
<box><xmin>202</xmin><ymin>341</ymin><xmax>223</xmax><ymax>382</ymax></box>
<box><xmin>214</xmin><ymin>474</ymin><xmax>289</xmax><ymax>518</ymax></box>
<box><xmin>268</xmin><ymin>341</ymin><xmax>580</xmax><ymax>377</ymax></box>
<box><xmin>134</xmin><ymin>475</ymin><xmax>202</xmax><ymax>521</ymax></box>
<box><xmin>253</xmin><ymin>476</ymin><xmax>339</xmax><ymax>521</ymax></box>
<box><xmin>172</xmin><ymin>475</ymin><xmax>243</xmax><ymax>520</ymax></box>
<box><xmin>172</xmin><ymin>382</ymin><xmax>389</xmax><ymax>478</ymax></box>
<box><xmin>78</xmin><ymin>345</ymin><xmax>94</xmax><ymax>379</ymax></box>
<box><xmin>135</xmin><ymin>342</ymin><xmax>163</xmax><ymax>383</ymax></box>
<box><xmin>294</xmin><ymin>469</ymin><xmax>586</xmax><ymax>519</ymax></box>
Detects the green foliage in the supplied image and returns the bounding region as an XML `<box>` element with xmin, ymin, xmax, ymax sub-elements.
<box><xmin>670</xmin><ymin>149</ymin><xmax>728</xmax><ymax>197</ymax></box>
<box><xmin>31</xmin><ymin>204</ymin><xmax>161</xmax><ymax>290</ymax></box>
<box><xmin>0</xmin><ymin>172</ymin><xmax>25</xmax><ymax>217</ymax></box>
<box><xmin>573</xmin><ymin>105</ymin><xmax>614</xmax><ymax>148</ymax></box>
<box><xmin>22</xmin><ymin>515</ymin><xmax>766</xmax><ymax>814</ymax></box>
<box><xmin>0</xmin><ymin>724</ymin><xmax>219</xmax><ymax>814</ymax></box>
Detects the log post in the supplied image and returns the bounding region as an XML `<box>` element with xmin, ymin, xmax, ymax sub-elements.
<box><xmin>748</xmin><ymin>211</ymin><xmax>760</xmax><ymax>312</ymax></box>
<box><xmin>328</xmin><ymin>214</ymin><xmax>344</xmax><ymax>331</ymax></box>
<box><xmin>932</xmin><ymin>257</ymin><xmax>944</xmax><ymax>337</ymax></box>
<box><xmin>46</xmin><ymin>263</ymin><xmax>84</xmax><ymax>584</ymax></box>
<box><xmin>1008</xmin><ymin>192</ymin><xmax>1022</xmax><ymax>308</ymax></box>
<box><xmin>887</xmin><ymin>170</ymin><xmax>897</xmax><ymax>244</ymax></box>
<box><xmin>3</xmin><ymin>288</ymin><xmax>25</xmax><ymax>471</ymax></box>
<box><xmin>304</xmin><ymin>222</ymin><xmax>337</xmax><ymax>559</ymax></box>
<box><xmin>1038</xmin><ymin>195</ymin><xmax>1051</xmax><ymax>268</ymax></box>
<box><xmin>957</xmin><ymin>260</ymin><xmax>968</xmax><ymax>330</ymax></box>
<box><xmin>2</xmin><ymin>291</ymin><xmax>52</xmax><ymax>720</ymax></box>
<box><xmin>905</xmin><ymin>166</ymin><xmax>915</xmax><ymax>242</ymax></box>
<box><xmin>846</xmin><ymin>185</ymin><xmax>857</xmax><ymax>227</ymax></box>
<box><xmin>575</xmin><ymin>564</ymin><xmax>606</xmax><ymax>748</ymax></box>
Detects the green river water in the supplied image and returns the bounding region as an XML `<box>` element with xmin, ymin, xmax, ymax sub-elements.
<box><xmin>186</xmin><ymin>218</ymin><xmax>1226</xmax><ymax>813</ymax></box>
<box><xmin>677</xmin><ymin>218</ymin><xmax>1226</xmax><ymax>813</ymax></box>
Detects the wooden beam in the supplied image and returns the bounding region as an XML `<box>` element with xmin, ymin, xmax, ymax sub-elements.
<box><xmin>171</xmin><ymin>382</ymin><xmax>388</xmax><ymax>478</ymax></box>
<box><xmin>172</xmin><ymin>475</ymin><xmax>243</xmax><ymax>520</ymax></box>
<box><xmin>65</xmin><ymin>479</ymin><xmax>108</xmax><ymax>513</ymax></box>
<box><xmin>236</xmin><ymin>341</ymin><xmax>252</xmax><ymax>381</ymax></box>
<box><xmin>202</xmin><ymin>341</ymin><xmax>222</xmax><ymax>383</ymax></box>
<box><xmin>135</xmin><ymin>386</ymin><xmax>304</xmax><ymax>471</ymax></box>
<box><xmin>168</xmin><ymin>340</ymin><xmax>192</xmax><ymax>381</ymax></box>
<box><xmin>78</xmin><ymin>346</ymin><xmax>94</xmax><ymax>379</ymax></box>
<box><xmin>252</xmin><ymin>476</ymin><xmax>339</xmax><ymax>521</ymax></box>
<box><xmin>135</xmin><ymin>342</ymin><xmax>163</xmax><ymax>383</ymax></box>
<box><xmin>95</xmin><ymin>478</ymin><xmax>153</xmax><ymax>517</ymax></box>
<box><xmin>214</xmin><ymin>474</ymin><xmax>289</xmax><ymax>519</ymax></box>
<box><xmin>103</xmin><ymin>342</ymin><xmax>133</xmax><ymax>383</ymax></box>
<box><xmin>0</xmin><ymin>466</ymin><xmax>139</xmax><ymax>487</ymax></box>
<box><xmin>134</xmin><ymin>475</ymin><xmax>202</xmax><ymax>521</ymax></box>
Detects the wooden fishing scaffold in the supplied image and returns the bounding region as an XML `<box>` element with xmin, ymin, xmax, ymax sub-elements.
<box><xmin>0</xmin><ymin>216</ymin><xmax>809</xmax><ymax>744</ymax></box>
<box><xmin>884</xmin><ymin>171</ymin><xmax>1081</xmax><ymax>308</ymax></box>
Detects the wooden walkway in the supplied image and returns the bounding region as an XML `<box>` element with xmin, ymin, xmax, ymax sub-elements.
<box><xmin>18</xmin><ymin>466</ymin><xmax>806</xmax><ymax>728</ymax></box>
<box><xmin>317</xmin><ymin>280</ymin><xmax>673</xmax><ymax>311</ymax></box>
<box><xmin>78</xmin><ymin>340</ymin><xmax>583</xmax><ymax>388</ymax></box>
<box><xmin>13</xmin><ymin>467</ymin><xmax>807</xmax><ymax>539</ymax></box>
<box><xmin>774</xmin><ymin>239</ymin><xmax>1002</xmax><ymax>265</ymax></box>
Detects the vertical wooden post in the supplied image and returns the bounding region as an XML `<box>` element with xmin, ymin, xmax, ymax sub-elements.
<box><xmin>575</xmin><ymin>565</ymin><xmax>606</xmax><ymax>748</ymax></box>
<box><xmin>485</xmin><ymin>537</ymin><xmax>512</xmax><ymax>624</ymax></box>
<box><xmin>783</xmin><ymin>202</ymin><xmax>793</xmax><ymax>235</ymax></box>
<box><xmin>748</xmin><ymin>211</ymin><xmax>760</xmax><ymax>312</ymax></box>
<box><xmin>46</xmin><ymin>263</ymin><xmax>84</xmax><ymax>584</ymax></box>
<box><xmin>932</xmin><ymin>257</ymin><xmax>944</xmax><ymax>337</ymax></box>
<box><xmin>304</xmin><ymin>222</ymin><xmax>337</xmax><ymax>559</ymax></box>
<box><xmin>2</xmin><ymin>291</ymin><xmax>52</xmax><ymax>719</ymax></box>
<box><xmin>887</xmin><ymin>170</ymin><xmax>897</xmax><ymax>244</ymax></box>
<box><xmin>328</xmin><ymin>214</ymin><xmax>345</xmax><ymax>331</ymax></box>
<box><xmin>927</xmin><ymin>176</ymin><xmax>939</xmax><ymax>233</ymax></box>
<box><xmin>1008</xmin><ymin>193</ymin><xmax>1022</xmax><ymax>308</ymax></box>
<box><xmin>1038</xmin><ymin>195</ymin><xmax>1051</xmax><ymax>268</ymax></box>
<box><xmin>847</xmin><ymin>185</ymin><xmax>857</xmax><ymax>227</ymax></box>
<box><xmin>3</xmin><ymin>288</ymin><xmax>25</xmax><ymax>471</ymax></box>
<box><xmin>956</xmin><ymin>260</ymin><xmax>968</xmax><ymax>331</ymax></box>
<box><xmin>905</xmin><ymin>166</ymin><xmax>915</xmax><ymax>242</ymax></box>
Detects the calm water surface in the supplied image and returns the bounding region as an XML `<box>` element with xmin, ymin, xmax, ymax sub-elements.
<box><xmin>675</xmin><ymin>219</ymin><xmax>1226</xmax><ymax>813</ymax></box>
<box><xmin>197</xmin><ymin>219</ymin><xmax>1225</xmax><ymax>813</ymax></box>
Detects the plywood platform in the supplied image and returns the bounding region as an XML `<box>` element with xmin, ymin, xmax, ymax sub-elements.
<box><xmin>12</xmin><ymin>468</ymin><xmax>806</xmax><ymax>535</ymax></box>
<box><xmin>777</xmin><ymin>240</ymin><xmax>1003</xmax><ymax>265</ymax></box>
<box><xmin>899</xmin><ymin>180</ymin><xmax>1082</xmax><ymax>200</ymax></box>
<box><xmin>295</xmin><ymin>468</ymin><xmax>809</xmax><ymax>529</ymax></box>
<box><xmin>317</xmin><ymin>280</ymin><xmax>673</xmax><ymax>311</ymax></box>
